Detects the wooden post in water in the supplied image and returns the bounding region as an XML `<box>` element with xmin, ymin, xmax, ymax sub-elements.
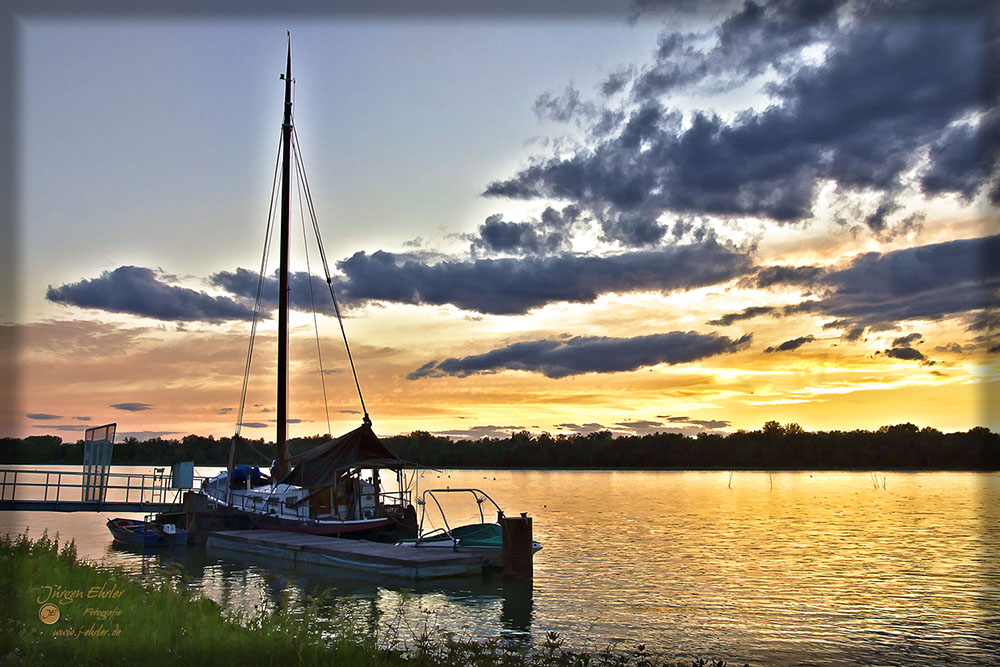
<box><xmin>500</xmin><ymin>512</ymin><xmax>533</xmax><ymax>579</ymax></box>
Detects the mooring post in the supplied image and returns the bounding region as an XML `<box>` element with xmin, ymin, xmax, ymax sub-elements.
<box><xmin>500</xmin><ymin>511</ymin><xmax>533</xmax><ymax>579</ymax></box>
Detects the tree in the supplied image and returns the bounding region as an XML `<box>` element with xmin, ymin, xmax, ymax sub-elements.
<box><xmin>762</xmin><ymin>420</ymin><xmax>785</xmax><ymax>435</ymax></box>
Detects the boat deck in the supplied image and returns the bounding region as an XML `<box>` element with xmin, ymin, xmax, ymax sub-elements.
<box><xmin>206</xmin><ymin>530</ymin><xmax>486</xmax><ymax>580</ymax></box>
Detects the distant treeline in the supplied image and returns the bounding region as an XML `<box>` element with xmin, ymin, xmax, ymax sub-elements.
<box><xmin>2</xmin><ymin>422</ymin><xmax>998</xmax><ymax>470</ymax></box>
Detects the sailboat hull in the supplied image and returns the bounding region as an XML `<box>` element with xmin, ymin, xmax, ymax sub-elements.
<box><xmin>195</xmin><ymin>473</ymin><xmax>417</xmax><ymax>543</ymax></box>
<box><xmin>187</xmin><ymin>496</ymin><xmax>413</xmax><ymax>542</ymax></box>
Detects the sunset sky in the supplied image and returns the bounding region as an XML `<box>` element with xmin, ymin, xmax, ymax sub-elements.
<box><xmin>4</xmin><ymin>1</ymin><xmax>998</xmax><ymax>442</ymax></box>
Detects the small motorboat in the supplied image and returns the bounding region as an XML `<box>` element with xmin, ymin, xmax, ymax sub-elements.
<box><xmin>107</xmin><ymin>518</ymin><xmax>188</xmax><ymax>548</ymax></box>
<box><xmin>395</xmin><ymin>488</ymin><xmax>542</xmax><ymax>568</ymax></box>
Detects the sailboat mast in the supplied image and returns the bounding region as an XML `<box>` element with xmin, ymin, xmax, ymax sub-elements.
<box><xmin>276</xmin><ymin>35</ymin><xmax>293</xmax><ymax>479</ymax></box>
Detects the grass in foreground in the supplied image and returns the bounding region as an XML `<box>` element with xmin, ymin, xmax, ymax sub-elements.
<box><xmin>0</xmin><ymin>531</ymin><xmax>743</xmax><ymax>667</ymax></box>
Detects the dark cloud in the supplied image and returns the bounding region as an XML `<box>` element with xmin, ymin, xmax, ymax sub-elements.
<box><xmin>616</xmin><ymin>419</ymin><xmax>663</xmax><ymax>428</ymax></box>
<box><xmin>27</xmin><ymin>413</ymin><xmax>61</xmax><ymax>420</ymax></box>
<box><xmin>110</xmin><ymin>402</ymin><xmax>153</xmax><ymax>412</ymax></box>
<box><xmin>209</xmin><ymin>268</ymin><xmax>337</xmax><ymax>316</ymax></box>
<box><xmin>935</xmin><ymin>342</ymin><xmax>965</xmax><ymax>354</ymax></box>
<box><xmin>615</xmin><ymin>419</ymin><xmax>667</xmax><ymax>435</ymax></box>
<box><xmin>881</xmin><ymin>346</ymin><xmax>925</xmax><ymax>361</ymax></box>
<box><xmin>713</xmin><ymin>235</ymin><xmax>999</xmax><ymax>331</ymax></box>
<box><xmin>817</xmin><ymin>235</ymin><xmax>1000</xmax><ymax>330</ymax></box>
<box><xmin>468</xmin><ymin>206</ymin><xmax>592</xmax><ymax>256</ymax></box>
<box><xmin>614</xmin><ymin>418</ymin><xmax>731</xmax><ymax>434</ymax></box>
<box><xmin>842</xmin><ymin>326</ymin><xmax>866</xmax><ymax>342</ymax></box>
<box><xmin>657</xmin><ymin>414</ymin><xmax>730</xmax><ymax>429</ymax></box>
<box><xmin>338</xmin><ymin>239</ymin><xmax>753</xmax><ymax>315</ymax></box>
<box><xmin>891</xmin><ymin>332</ymin><xmax>923</xmax><ymax>347</ymax></box>
<box><xmin>708</xmin><ymin>305</ymin><xmax>778</xmax><ymax>326</ymax></box>
<box><xmin>433</xmin><ymin>425</ymin><xmax>525</xmax><ymax>440</ymax></box>
<box><xmin>47</xmin><ymin>266</ymin><xmax>255</xmax><ymax>322</ymax></box>
<box><xmin>485</xmin><ymin>3</ymin><xmax>996</xmax><ymax>231</ymax></box>
<box><xmin>599</xmin><ymin>210</ymin><xmax>669</xmax><ymax>246</ymax></box>
<box><xmin>746</xmin><ymin>264</ymin><xmax>826</xmax><ymax>289</ymax></box>
<box><xmin>411</xmin><ymin>360</ymin><xmax>437</xmax><ymax>378</ymax></box>
<box><xmin>534</xmin><ymin>85</ymin><xmax>594</xmax><ymax>123</ymax></box>
<box><xmin>688</xmin><ymin>418</ymin><xmax>730</xmax><ymax>429</ymax></box>
<box><xmin>920</xmin><ymin>118</ymin><xmax>999</xmax><ymax>201</ymax></box>
<box><xmin>478</xmin><ymin>217</ymin><xmax>551</xmax><ymax>254</ymax></box>
<box><xmin>966</xmin><ymin>312</ymin><xmax>1000</xmax><ymax>332</ymax></box>
<box><xmin>764</xmin><ymin>335</ymin><xmax>815</xmax><ymax>353</ymax></box>
<box><xmin>471</xmin><ymin>208</ymin><xmax>580</xmax><ymax>256</ymax></box>
<box><xmin>217</xmin><ymin>407</ymin><xmax>233</xmax><ymax>415</ymax></box>
<box><xmin>239</xmin><ymin>422</ymin><xmax>268</xmax><ymax>429</ymax></box>
<box><xmin>709</xmin><ymin>300</ymin><xmax>822</xmax><ymax>326</ymax></box>
<box><xmin>117</xmin><ymin>430</ymin><xmax>181</xmax><ymax>441</ymax></box>
<box><xmin>600</xmin><ymin>67</ymin><xmax>634</xmax><ymax>97</ymax></box>
<box><xmin>556</xmin><ymin>422</ymin><xmax>611</xmax><ymax>434</ymax></box>
<box><xmin>409</xmin><ymin>331</ymin><xmax>752</xmax><ymax>379</ymax></box>
<box><xmin>863</xmin><ymin>200</ymin><xmax>901</xmax><ymax>235</ymax></box>
<box><xmin>632</xmin><ymin>0</ymin><xmax>843</xmax><ymax>99</ymax></box>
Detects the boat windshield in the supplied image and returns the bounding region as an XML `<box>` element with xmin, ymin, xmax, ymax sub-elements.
<box><xmin>416</xmin><ymin>488</ymin><xmax>503</xmax><ymax>539</ymax></box>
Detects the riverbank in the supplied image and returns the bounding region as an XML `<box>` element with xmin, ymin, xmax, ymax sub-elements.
<box><xmin>0</xmin><ymin>531</ymin><xmax>387</xmax><ymax>666</ymax></box>
<box><xmin>0</xmin><ymin>531</ymin><xmax>736</xmax><ymax>667</ymax></box>
<box><xmin>5</xmin><ymin>422</ymin><xmax>997</xmax><ymax>470</ymax></box>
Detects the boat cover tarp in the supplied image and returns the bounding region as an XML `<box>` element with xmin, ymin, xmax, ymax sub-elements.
<box><xmin>279</xmin><ymin>423</ymin><xmax>409</xmax><ymax>488</ymax></box>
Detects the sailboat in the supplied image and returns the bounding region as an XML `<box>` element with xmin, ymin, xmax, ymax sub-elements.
<box><xmin>197</xmin><ymin>37</ymin><xmax>418</xmax><ymax>541</ymax></box>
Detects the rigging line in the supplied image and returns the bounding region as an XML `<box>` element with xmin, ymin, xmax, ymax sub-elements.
<box><xmin>290</xmin><ymin>122</ymin><xmax>370</xmax><ymax>424</ymax></box>
<box><xmin>290</xmin><ymin>122</ymin><xmax>332</xmax><ymax>278</ymax></box>
<box><xmin>235</xmin><ymin>130</ymin><xmax>283</xmax><ymax>439</ymax></box>
<box><xmin>293</xmin><ymin>147</ymin><xmax>333</xmax><ymax>436</ymax></box>
<box><xmin>243</xmin><ymin>439</ymin><xmax>273</xmax><ymax>465</ymax></box>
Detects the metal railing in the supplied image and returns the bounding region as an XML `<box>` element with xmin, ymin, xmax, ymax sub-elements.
<box><xmin>205</xmin><ymin>481</ymin><xmax>412</xmax><ymax>523</ymax></box>
<box><xmin>0</xmin><ymin>468</ymin><xmax>202</xmax><ymax>511</ymax></box>
<box><xmin>414</xmin><ymin>488</ymin><xmax>503</xmax><ymax>546</ymax></box>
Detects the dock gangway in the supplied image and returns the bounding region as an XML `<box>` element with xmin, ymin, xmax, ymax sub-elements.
<box><xmin>0</xmin><ymin>468</ymin><xmax>202</xmax><ymax>512</ymax></box>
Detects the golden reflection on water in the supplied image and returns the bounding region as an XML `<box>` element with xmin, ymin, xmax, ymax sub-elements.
<box><xmin>2</xmin><ymin>468</ymin><xmax>998</xmax><ymax>665</ymax></box>
<box><xmin>521</xmin><ymin>471</ymin><xmax>999</xmax><ymax>665</ymax></box>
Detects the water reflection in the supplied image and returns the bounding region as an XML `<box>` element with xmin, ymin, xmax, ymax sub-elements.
<box><xmin>153</xmin><ymin>540</ymin><xmax>539</xmax><ymax>644</ymax></box>
<box><xmin>500</xmin><ymin>579</ymin><xmax>534</xmax><ymax>636</ymax></box>
<box><xmin>3</xmin><ymin>469</ymin><xmax>998</xmax><ymax>666</ymax></box>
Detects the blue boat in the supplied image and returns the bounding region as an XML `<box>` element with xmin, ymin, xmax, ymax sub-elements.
<box><xmin>107</xmin><ymin>518</ymin><xmax>188</xmax><ymax>547</ymax></box>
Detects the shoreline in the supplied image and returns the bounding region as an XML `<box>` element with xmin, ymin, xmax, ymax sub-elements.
<box><xmin>1</xmin><ymin>531</ymin><xmax>743</xmax><ymax>667</ymax></box>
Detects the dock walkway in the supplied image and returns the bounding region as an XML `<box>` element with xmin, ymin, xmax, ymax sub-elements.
<box><xmin>206</xmin><ymin>530</ymin><xmax>485</xmax><ymax>581</ymax></box>
<box><xmin>0</xmin><ymin>467</ymin><xmax>185</xmax><ymax>513</ymax></box>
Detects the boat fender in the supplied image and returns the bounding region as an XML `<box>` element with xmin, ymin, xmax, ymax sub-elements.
<box><xmin>362</xmin><ymin>508</ymin><xmax>373</xmax><ymax>519</ymax></box>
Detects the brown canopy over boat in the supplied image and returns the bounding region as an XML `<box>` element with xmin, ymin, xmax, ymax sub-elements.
<box><xmin>279</xmin><ymin>423</ymin><xmax>416</xmax><ymax>489</ymax></box>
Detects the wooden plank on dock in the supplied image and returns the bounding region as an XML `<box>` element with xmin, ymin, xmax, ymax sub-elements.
<box><xmin>206</xmin><ymin>530</ymin><xmax>485</xmax><ymax>581</ymax></box>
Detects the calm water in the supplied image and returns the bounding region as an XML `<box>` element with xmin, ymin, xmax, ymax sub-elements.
<box><xmin>2</xmin><ymin>467</ymin><xmax>998</xmax><ymax>665</ymax></box>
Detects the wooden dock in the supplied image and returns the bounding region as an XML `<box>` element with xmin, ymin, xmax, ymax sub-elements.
<box><xmin>206</xmin><ymin>530</ymin><xmax>486</xmax><ymax>581</ymax></box>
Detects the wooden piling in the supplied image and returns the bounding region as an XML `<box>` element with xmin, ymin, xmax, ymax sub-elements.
<box><xmin>500</xmin><ymin>512</ymin><xmax>533</xmax><ymax>579</ymax></box>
